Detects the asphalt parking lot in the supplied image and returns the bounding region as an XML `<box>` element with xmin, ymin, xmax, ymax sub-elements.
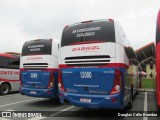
<box><xmin>0</xmin><ymin>91</ymin><xmax>159</xmax><ymax>120</ymax></box>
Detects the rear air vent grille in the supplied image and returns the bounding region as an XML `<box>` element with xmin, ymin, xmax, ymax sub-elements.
<box><xmin>64</xmin><ymin>55</ymin><xmax>111</xmax><ymax>66</ymax></box>
<box><xmin>23</xmin><ymin>63</ymin><xmax>48</xmax><ymax>69</ymax></box>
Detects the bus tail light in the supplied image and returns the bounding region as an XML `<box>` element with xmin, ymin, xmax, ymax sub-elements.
<box><xmin>20</xmin><ymin>78</ymin><xmax>22</xmax><ymax>87</ymax></box>
<box><xmin>47</xmin><ymin>72</ymin><xmax>54</xmax><ymax>88</ymax></box>
<box><xmin>19</xmin><ymin>71</ymin><xmax>23</xmax><ymax>87</ymax></box>
<box><xmin>108</xmin><ymin>19</ymin><xmax>114</xmax><ymax>22</ymax></box>
<box><xmin>64</xmin><ymin>25</ymin><xmax>68</xmax><ymax>29</ymax></box>
<box><xmin>111</xmin><ymin>98</ymin><xmax>118</xmax><ymax>103</ymax></box>
<box><xmin>58</xmin><ymin>70</ymin><xmax>66</xmax><ymax>92</ymax></box>
<box><xmin>110</xmin><ymin>69</ymin><xmax>122</xmax><ymax>95</ymax></box>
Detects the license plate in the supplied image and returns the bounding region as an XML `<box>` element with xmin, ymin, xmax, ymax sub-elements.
<box><xmin>30</xmin><ymin>91</ymin><xmax>37</xmax><ymax>94</ymax></box>
<box><xmin>80</xmin><ymin>98</ymin><xmax>91</xmax><ymax>103</ymax></box>
<box><xmin>31</xmin><ymin>73</ymin><xmax>38</xmax><ymax>78</ymax></box>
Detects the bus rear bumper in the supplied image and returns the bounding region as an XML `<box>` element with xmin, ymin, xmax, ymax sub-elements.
<box><xmin>20</xmin><ymin>87</ymin><xmax>58</xmax><ymax>98</ymax></box>
<box><xmin>59</xmin><ymin>92</ymin><xmax>124</xmax><ymax>109</ymax></box>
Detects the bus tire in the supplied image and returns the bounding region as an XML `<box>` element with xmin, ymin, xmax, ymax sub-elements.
<box><xmin>127</xmin><ymin>87</ymin><xmax>133</xmax><ymax>109</ymax></box>
<box><xmin>0</xmin><ymin>83</ymin><xmax>11</xmax><ymax>95</ymax></box>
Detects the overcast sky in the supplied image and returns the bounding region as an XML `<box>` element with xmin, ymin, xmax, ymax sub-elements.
<box><xmin>0</xmin><ymin>0</ymin><xmax>159</xmax><ymax>53</ymax></box>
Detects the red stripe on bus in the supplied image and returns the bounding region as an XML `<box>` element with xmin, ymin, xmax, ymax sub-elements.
<box><xmin>0</xmin><ymin>54</ymin><xmax>16</xmax><ymax>58</ymax></box>
<box><xmin>59</xmin><ymin>63</ymin><xmax>129</xmax><ymax>69</ymax></box>
<box><xmin>0</xmin><ymin>78</ymin><xmax>20</xmax><ymax>82</ymax></box>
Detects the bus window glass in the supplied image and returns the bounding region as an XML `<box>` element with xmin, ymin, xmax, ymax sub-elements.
<box><xmin>61</xmin><ymin>21</ymin><xmax>115</xmax><ymax>47</ymax></box>
<box><xmin>22</xmin><ymin>40</ymin><xmax>52</xmax><ymax>56</ymax></box>
<box><xmin>10</xmin><ymin>58</ymin><xmax>20</xmax><ymax>69</ymax></box>
<box><xmin>0</xmin><ymin>56</ymin><xmax>9</xmax><ymax>68</ymax></box>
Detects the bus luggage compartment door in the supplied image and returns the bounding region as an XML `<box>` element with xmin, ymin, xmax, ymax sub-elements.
<box><xmin>62</xmin><ymin>68</ymin><xmax>115</xmax><ymax>95</ymax></box>
<box><xmin>21</xmin><ymin>71</ymin><xmax>51</xmax><ymax>89</ymax></box>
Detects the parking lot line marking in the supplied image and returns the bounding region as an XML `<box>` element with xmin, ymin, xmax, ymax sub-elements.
<box><xmin>0</xmin><ymin>98</ymin><xmax>43</xmax><ymax>108</ymax></box>
<box><xmin>5</xmin><ymin>109</ymin><xmax>15</xmax><ymax>111</ymax></box>
<box><xmin>0</xmin><ymin>118</ymin><xmax>10</xmax><ymax>120</ymax></box>
<box><xmin>26</xmin><ymin>106</ymin><xmax>75</xmax><ymax>120</ymax></box>
<box><xmin>50</xmin><ymin>106</ymin><xmax>75</xmax><ymax>117</ymax></box>
<box><xmin>143</xmin><ymin>92</ymin><xmax>148</xmax><ymax>120</ymax></box>
<box><xmin>27</xmin><ymin>117</ymin><xmax>46</xmax><ymax>120</ymax></box>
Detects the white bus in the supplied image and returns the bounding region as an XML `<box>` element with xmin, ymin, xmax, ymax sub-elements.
<box><xmin>20</xmin><ymin>39</ymin><xmax>59</xmax><ymax>98</ymax></box>
<box><xmin>0</xmin><ymin>52</ymin><xmax>20</xmax><ymax>95</ymax></box>
<box><xmin>59</xmin><ymin>19</ymin><xmax>140</xmax><ymax>109</ymax></box>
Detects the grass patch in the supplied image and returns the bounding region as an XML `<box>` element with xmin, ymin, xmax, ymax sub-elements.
<box><xmin>142</xmin><ymin>78</ymin><xmax>155</xmax><ymax>89</ymax></box>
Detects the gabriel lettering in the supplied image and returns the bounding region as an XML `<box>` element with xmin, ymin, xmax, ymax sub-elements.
<box><xmin>72</xmin><ymin>46</ymin><xmax>100</xmax><ymax>51</ymax></box>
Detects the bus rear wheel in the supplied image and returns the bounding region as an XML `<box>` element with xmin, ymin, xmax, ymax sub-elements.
<box><xmin>0</xmin><ymin>83</ymin><xmax>10</xmax><ymax>95</ymax></box>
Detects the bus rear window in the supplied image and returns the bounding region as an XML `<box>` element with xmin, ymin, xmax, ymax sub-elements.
<box><xmin>61</xmin><ymin>21</ymin><xmax>115</xmax><ymax>47</ymax></box>
<box><xmin>22</xmin><ymin>40</ymin><xmax>52</xmax><ymax>56</ymax></box>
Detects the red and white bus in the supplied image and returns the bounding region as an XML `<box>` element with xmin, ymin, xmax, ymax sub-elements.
<box><xmin>0</xmin><ymin>52</ymin><xmax>20</xmax><ymax>95</ymax></box>
<box><xmin>156</xmin><ymin>9</ymin><xmax>160</xmax><ymax>112</ymax></box>
<box><xmin>20</xmin><ymin>39</ymin><xmax>59</xmax><ymax>98</ymax></box>
<box><xmin>59</xmin><ymin>19</ymin><xmax>140</xmax><ymax>109</ymax></box>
